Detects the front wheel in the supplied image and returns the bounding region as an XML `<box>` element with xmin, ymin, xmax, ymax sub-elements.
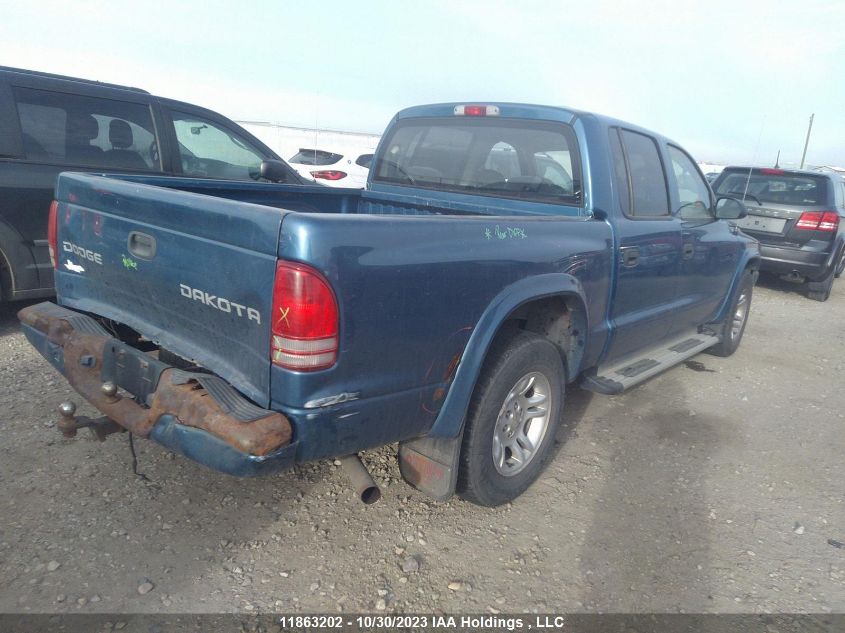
<box><xmin>707</xmin><ymin>269</ymin><xmax>754</xmax><ymax>357</ymax></box>
<box><xmin>457</xmin><ymin>331</ymin><xmax>564</xmax><ymax>507</ymax></box>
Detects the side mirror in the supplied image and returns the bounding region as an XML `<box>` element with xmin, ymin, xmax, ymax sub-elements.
<box><xmin>259</xmin><ymin>159</ymin><xmax>288</xmax><ymax>183</ymax></box>
<box><xmin>715</xmin><ymin>196</ymin><xmax>747</xmax><ymax>220</ymax></box>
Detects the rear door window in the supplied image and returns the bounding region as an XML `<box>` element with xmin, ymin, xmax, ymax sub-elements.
<box><xmin>618</xmin><ymin>129</ymin><xmax>670</xmax><ymax>217</ymax></box>
<box><xmin>372</xmin><ymin>117</ymin><xmax>582</xmax><ymax>206</ymax></box>
<box><xmin>12</xmin><ymin>87</ymin><xmax>158</xmax><ymax>170</ymax></box>
<box><xmin>608</xmin><ymin>129</ymin><xmax>631</xmax><ymax>216</ymax></box>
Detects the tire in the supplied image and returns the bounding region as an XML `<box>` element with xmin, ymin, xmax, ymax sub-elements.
<box><xmin>833</xmin><ymin>249</ymin><xmax>845</xmax><ymax>279</ymax></box>
<box><xmin>457</xmin><ymin>330</ymin><xmax>564</xmax><ymax>507</ymax></box>
<box><xmin>807</xmin><ymin>267</ymin><xmax>835</xmax><ymax>302</ymax></box>
<box><xmin>707</xmin><ymin>269</ymin><xmax>754</xmax><ymax>357</ymax></box>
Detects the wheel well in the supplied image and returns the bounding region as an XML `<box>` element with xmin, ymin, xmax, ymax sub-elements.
<box><xmin>744</xmin><ymin>258</ymin><xmax>761</xmax><ymax>286</ymax></box>
<box><xmin>499</xmin><ymin>295</ymin><xmax>587</xmax><ymax>382</ymax></box>
<box><xmin>0</xmin><ymin>247</ymin><xmax>13</xmax><ymax>301</ymax></box>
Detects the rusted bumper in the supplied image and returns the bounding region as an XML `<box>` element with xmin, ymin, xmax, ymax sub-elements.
<box><xmin>18</xmin><ymin>302</ymin><xmax>296</xmax><ymax>477</ymax></box>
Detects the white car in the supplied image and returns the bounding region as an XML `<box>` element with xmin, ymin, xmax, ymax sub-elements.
<box><xmin>288</xmin><ymin>148</ymin><xmax>374</xmax><ymax>188</ymax></box>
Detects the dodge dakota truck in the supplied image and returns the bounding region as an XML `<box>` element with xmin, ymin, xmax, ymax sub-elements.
<box><xmin>19</xmin><ymin>102</ymin><xmax>759</xmax><ymax>506</ymax></box>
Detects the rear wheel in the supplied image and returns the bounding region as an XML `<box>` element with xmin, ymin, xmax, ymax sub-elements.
<box><xmin>708</xmin><ymin>269</ymin><xmax>754</xmax><ymax>357</ymax></box>
<box><xmin>807</xmin><ymin>267</ymin><xmax>835</xmax><ymax>302</ymax></box>
<box><xmin>833</xmin><ymin>249</ymin><xmax>845</xmax><ymax>279</ymax></box>
<box><xmin>457</xmin><ymin>330</ymin><xmax>564</xmax><ymax>507</ymax></box>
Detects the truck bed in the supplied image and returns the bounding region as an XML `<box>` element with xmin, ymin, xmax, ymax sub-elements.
<box><xmin>51</xmin><ymin>172</ymin><xmax>612</xmax><ymax>459</ymax></box>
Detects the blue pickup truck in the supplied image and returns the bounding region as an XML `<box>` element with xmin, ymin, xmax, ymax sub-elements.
<box><xmin>19</xmin><ymin>103</ymin><xmax>759</xmax><ymax>506</ymax></box>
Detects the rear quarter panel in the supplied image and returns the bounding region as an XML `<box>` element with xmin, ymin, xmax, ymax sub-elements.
<box><xmin>273</xmin><ymin>212</ymin><xmax>613</xmax><ymax>453</ymax></box>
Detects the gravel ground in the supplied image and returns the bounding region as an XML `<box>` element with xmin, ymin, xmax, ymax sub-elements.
<box><xmin>1</xmin><ymin>275</ymin><xmax>843</xmax><ymax>615</ymax></box>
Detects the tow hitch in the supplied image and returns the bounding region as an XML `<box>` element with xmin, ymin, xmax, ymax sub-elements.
<box><xmin>19</xmin><ymin>302</ymin><xmax>297</xmax><ymax>478</ymax></box>
<box><xmin>56</xmin><ymin>401</ymin><xmax>123</xmax><ymax>441</ymax></box>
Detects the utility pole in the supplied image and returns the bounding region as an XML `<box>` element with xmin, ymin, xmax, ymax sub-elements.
<box><xmin>799</xmin><ymin>114</ymin><xmax>814</xmax><ymax>169</ymax></box>
<box><xmin>775</xmin><ymin>150</ymin><xmax>780</xmax><ymax>168</ymax></box>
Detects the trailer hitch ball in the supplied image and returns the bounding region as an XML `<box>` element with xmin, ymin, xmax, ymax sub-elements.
<box><xmin>58</xmin><ymin>401</ymin><xmax>78</xmax><ymax>438</ymax></box>
<box><xmin>59</xmin><ymin>401</ymin><xmax>77</xmax><ymax>417</ymax></box>
<box><xmin>101</xmin><ymin>381</ymin><xmax>118</xmax><ymax>398</ymax></box>
<box><xmin>56</xmin><ymin>400</ymin><xmax>122</xmax><ymax>441</ymax></box>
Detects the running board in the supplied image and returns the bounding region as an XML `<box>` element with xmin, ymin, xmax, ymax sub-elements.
<box><xmin>581</xmin><ymin>332</ymin><xmax>719</xmax><ymax>395</ymax></box>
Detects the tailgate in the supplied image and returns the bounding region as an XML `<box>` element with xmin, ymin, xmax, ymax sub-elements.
<box><xmin>53</xmin><ymin>173</ymin><xmax>283</xmax><ymax>407</ymax></box>
<box><xmin>734</xmin><ymin>203</ymin><xmax>802</xmax><ymax>240</ymax></box>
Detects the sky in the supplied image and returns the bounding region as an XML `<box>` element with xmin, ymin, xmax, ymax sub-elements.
<box><xmin>2</xmin><ymin>0</ymin><xmax>844</xmax><ymax>167</ymax></box>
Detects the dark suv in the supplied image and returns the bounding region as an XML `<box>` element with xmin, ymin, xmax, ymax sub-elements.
<box><xmin>712</xmin><ymin>167</ymin><xmax>845</xmax><ymax>301</ymax></box>
<box><xmin>0</xmin><ymin>66</ymin><xmax>303</xmax><ymax>303</ymax></box>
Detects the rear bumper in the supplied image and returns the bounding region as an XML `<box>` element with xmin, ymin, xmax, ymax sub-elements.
<box><xmin>18</xmin><ymin>302</ymin><xmax>296</xmax><ymax>477</ymax></box>
<box><xmin>757</xmin><ymin>243</ymin><xmax>835</xmax><ymax>280</ymax></box>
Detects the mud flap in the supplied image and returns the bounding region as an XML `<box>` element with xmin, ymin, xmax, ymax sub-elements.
<box><xmin>398</xmin><ymin>435</ymin><xmax>462</xmax><ymax>501</ymax></box>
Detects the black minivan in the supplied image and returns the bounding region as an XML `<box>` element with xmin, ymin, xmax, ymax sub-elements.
<box><xmin>0</xmin><ymin>66</ymin><xmax>303</xmax><ymax>303</ymax></box>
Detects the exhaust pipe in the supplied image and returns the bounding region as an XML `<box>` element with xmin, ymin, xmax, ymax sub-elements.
<box><xmin>340</xmin><ymin>454</ymin><xmax>381</xmax><ymax>504</ymax></box>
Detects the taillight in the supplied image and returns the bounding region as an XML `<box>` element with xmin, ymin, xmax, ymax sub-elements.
<box><xmin>310</xmin><ymin>170</ymin><xmax>347</xmax><ymax>181</ymax></box>
<box><xmin>270</xmin><ymin>261</ymin><xmax>338</xmax><ymax>371</ymax></box>
<box><xmin>818</xmin><ymin>212</ymin><xmax>840</xmax><ymax>231</ymax></box>
<box><xmin>47</xmin><ymin>200</ymin><xmax>58</xmax><ymax>269</ymax></box>
<box><xmin>796</xmin><ymin>211</ymin><xmax>839</xmax><ymax>232</ymax></box>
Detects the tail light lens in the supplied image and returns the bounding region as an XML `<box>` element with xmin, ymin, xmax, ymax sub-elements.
<box><xmin>818</xmin><ymin>212</ymin><xmax>840</xmax><ymax>231</ymax></box>
<box><xmin>270</xmin><ymin>261</ymin><xmax>338</xmax><ymax>371</ymax></box>
<box><xmin>310</xmin><ymin>170</ymin><xmax>347</xmax><ymax>181</ymax></box>
<box><xmin>796</xmin><ymin>211</ymin><xmax>839</xmax><ymax>232</ymax></box>
<box><xmin>47</xmin><ymin>200</ymin><xmax>58</xmax><ymax>269</ymax></box>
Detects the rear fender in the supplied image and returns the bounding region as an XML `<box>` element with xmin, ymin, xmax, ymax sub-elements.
<box><xmin>0</xmin><ymin>219</ymin><xmax>38</xmax><ymax>298</ymax></box>
<box><xmin>426</xmin><ymin>272</ymin><xmax>587</xmax><ymax>440</ymax></box>
<box><xmin>824</xmin><ymin>235</ymin><xmax>845</xmax><ymax>276</ymax></box>
<box><xmin>398</xmin><ymin>273</ymin><xmax>587</xmax><ymax>500</ymax></box>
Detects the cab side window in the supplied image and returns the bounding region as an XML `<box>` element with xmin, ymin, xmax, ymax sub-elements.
<box><xmin>668</xmin><ymin>145</ymin><xmax>713</xmax><ymax>220</ymax></box>
<box><xmin>168</xmin><ymin>111</ymin><xmax>266</xmax><ymax>181</ymax></box>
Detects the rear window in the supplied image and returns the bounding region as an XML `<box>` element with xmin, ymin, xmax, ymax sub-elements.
<box><xmin>715</xmin><ymin>169</ymin><xmax>828</xmax><ymax>206</ymax></box>
<box><xmin>12</xmin><ymin>86</ymin><xmax>158</xmax><ymax>170</ymax></box>
<box><xmin>290</xmin><ymin>149</ymin><xmax>342</xmax><ymax>166</ymax></box>
<box><xmin>371</xmin><ymin>117</ymin><xmax>581</xmax><ymax>206</ymax></box>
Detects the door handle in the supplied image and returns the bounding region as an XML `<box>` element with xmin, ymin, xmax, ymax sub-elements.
<box><xmin>620</xmin><ymin>246</ymin><xmax>640</xmax><ymax>267</ymax></box>
<box><xmin>127</xmin><ymin>231</ymin><xmax>156</xmax><ymax>260</ymax></box>
<box><xmin>682</xmin><ymin>243</ymin><xmax>695</xmax><ymax>259</ymax></box>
